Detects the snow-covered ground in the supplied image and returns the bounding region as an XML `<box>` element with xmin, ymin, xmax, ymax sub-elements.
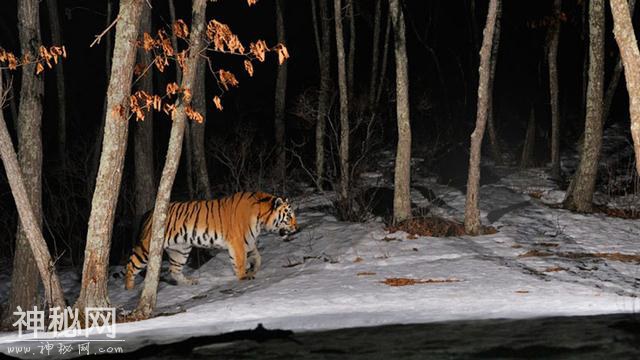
<box><xmin>1</xmin><ymin>132</ymin><xmax>640</xmax><ymax>358</ymax></box>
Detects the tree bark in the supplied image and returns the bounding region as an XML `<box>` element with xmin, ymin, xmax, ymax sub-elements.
<box><xmin>369</xmin><ymin>0</ymin><xmax>382</xmax><ymax>109</ymax></box>
<box><xmin>274</xmin><ymin>0</ymin><xmax>287</xmax><ymax>184</ymax></box>
<box><xmin>335</xmin><ymin>0</ymin><xmax>350</xmax><ymax>203</ymax></box>
<box><xmin>464</xmin><ymin>0</ymin><xmax>499</xmax><ymax>235</ymax></box>
<box><xmin>604</xmin><ymin>0</ymin><xmax>637</xmax><ymax>124</ymax></box>
<box><xmin>191</xmin><ymin>59</ymin><xmax>211</xmax><ymax>199</ymax></box>
<box><xmin>389</xmin><ymin>0</ymin><xmax>411</xmax><ymax>223</ymax></box>
<box><xmin>4</xmin><ymin>0</ymin><xmax>44</xmax><ymax>326</ymax></box>
<box><xmin>313</xmin><ymin>0</ymin><xmax>332</xmax><ymax>191</ymax></box>
<box><xmin>563</xmin><ymin>0</ymin><xmax>604</xmax><ymax>213</ymax></box>
<box><xmin>75</xmin><ymin>0</ymin><xmax>144</xmax><ymax>312</ymax></box>
<box><xmin>486</xmin><ymin>0</ymin><xmax>502</xmax><ymax>165</ymax></box>
<box><xmin>549</xmin><ymin>0</ymin><xmax>562</xmax><ymax>179</ymax></box>
<box><xmin>133</xmin><ymin>0</ymin><xmax>207</xmax><ymax>318</ymax></box>
<box><xmin>610</xmin><ymin>0</ymin><xmax>640</xmax><ymax>177</ymax></box>
<box><xmin>134</xmin><ymin>2</ymin><xmax>156</xmax><ymax>225</ymax></box>
<box><xmin>47</xmin><ymin>0</ymin><xmax>67</xmax><ymax>167</ymax></box>
<box><xmin>0</xmin><ymin>71</ymin><xmax>66</xmax><ymax>314</ymax></box>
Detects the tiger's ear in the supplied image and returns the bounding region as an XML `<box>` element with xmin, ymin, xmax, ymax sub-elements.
<box><xmin>273</xmin><ymin>197</ymin><xmax>284</xmax><ymax>209</ymax></box>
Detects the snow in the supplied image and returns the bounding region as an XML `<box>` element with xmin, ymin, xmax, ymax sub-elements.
<box><xmin>2</xmin><ymin>141</ymin><xmax>640</xmax><ymax>358</ymax></box>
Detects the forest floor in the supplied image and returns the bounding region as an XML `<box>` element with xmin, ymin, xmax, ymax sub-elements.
<box><xmin>1</xmin><ymin>125</ymin><xmax>640</xmax><ymax>358</ymax></box>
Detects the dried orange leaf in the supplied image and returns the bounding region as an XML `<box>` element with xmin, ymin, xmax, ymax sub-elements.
<box><xmin>213</xmin><ymin>96</ymin><xmax>223</xmax><ymax>111</ymax></box>
<box><xmin>35</xmin><ymin>62</ymin><xmax>45</xmax><ymax>75</ymax></box>
<box><xmin>244</xmin><ymin>59</ymin><xmax>254</xmax><ymax>77</ymax></box>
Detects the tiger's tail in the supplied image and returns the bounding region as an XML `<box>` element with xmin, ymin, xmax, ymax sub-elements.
<box><xmin>124</xmin><ymin>212</ymin><xmax>153</xmax><ymax>290</ymax></box>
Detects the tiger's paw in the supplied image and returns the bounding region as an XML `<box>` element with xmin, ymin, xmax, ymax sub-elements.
<box><xmin>171</xmin><ymin>272</ymin><xmax>199</xmax><ymax>286</ymax></box>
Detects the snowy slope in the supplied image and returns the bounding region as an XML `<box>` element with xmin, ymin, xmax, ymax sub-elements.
<box><xmin>1</xmin><ymin>150</ymin><xmax>640</xmax><ymax>358</ymax></box>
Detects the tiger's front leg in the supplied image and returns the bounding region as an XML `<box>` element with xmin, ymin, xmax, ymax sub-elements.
<box><xmin>246</xmin><ymin>248</ymin><xmax>261</xmax><ymax>279</ymax></box>
<box><xmin>228</xmin><ymin>241</ymin><xmax>248</xmax><ymax>280</ymax></box>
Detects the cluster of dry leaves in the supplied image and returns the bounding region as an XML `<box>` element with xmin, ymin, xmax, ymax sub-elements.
<box><xmin>0</xmin><ymin>46</ymin><xmax>66</xmax><ymax>74</ymax></box>
<box><xmin>131</xmin><ymin>15</ymin><xmax>289</xmax><ymax>121</ymax></box>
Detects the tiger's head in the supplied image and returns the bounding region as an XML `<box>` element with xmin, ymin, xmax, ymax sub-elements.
<box><xmin>263</xmin><ymin>197</ymin><xmax>298</xmax><ymax>237</ymax></box>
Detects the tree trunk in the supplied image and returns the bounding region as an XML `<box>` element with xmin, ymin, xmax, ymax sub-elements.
<box><xmin>464</xmin><ymin>0</ymin><xmax>500</xmax><ymax>235</ymax></box>
<box><xmin>47</xmin><ymin>0</ymin><xmax>67</xmax><ymax>167</ymax></box>
<box><xmin>563</xmin><ymin>0</ymin><xmax>604</xmax><ymax>213</ymax></box>
<box><xmin>521</xmin><ymin>106</ymin><xmax>537</xmax><ymax>168</ymax></box>
<box><xmin>549</xmin><ymin>0</ymin><xmax>562</xmax><ymax>179</ymax></box>
<box><xmin>610</xmin><ymin>0</ymin><xmax>640</xmax><ymax>177</ymax></box>
<box><xmin>4</xmin><ymin>0</ymin><xmax>44</xmax><ymax>327</ymax></box>
<box><xmin>335</xmin><ymin>0</ymin><xmax>350</xmax><ymax>203</ymax></box>
<box><xmin>0</xmin><ymin>71</ymin><xmax>66</xmax><ymax>314</ymax></box>
<box><xmin>604</xmin><ymin>0</ymin><xmax>637</xmax><ymax>124</ymax></box>
<box><xmin>75</xmin><ymin>0</ymin><xmax>144</xmax><ymax>312</ymax></box>
<box><xmin>133</xmin><ymin>0</ymin><xmax>207</xmax><ymax>319</ymax></box>
<box><xmin>313</xmin><ymin>0</ymin><xmax>332</xmax><ymax>191</ymax></box>
<box><xmin>134</xmin><ymin>2</ymin><xmax>156</xmax><ymax>227</ymax></box>
<box><xmin>347</xmin><ymin>0</ymin><xmax>356</xmax><ymax>102</ymax></box>
<box><xmin>369</xmin><ymin>0</ymin><xmax>382</xmax><ymax>109</ymax></box>
<box><xmin>274</xmin><ymin>0</ymin><xmax>287</xmax><ymax>184</ymax></box>
<box><xmin>486</xmin><ymin>0</ymin><xmax>502</xmax><ymax>165</ymax></box>
<box><xmin>191</xmin><ymin>59</ymin><xmax>211</xmax><ymax>199</ymax></box>
<box><xmin>389</xmin><ymin>0</ymin><xmax>411</xmax><ymax>223</ymax></box>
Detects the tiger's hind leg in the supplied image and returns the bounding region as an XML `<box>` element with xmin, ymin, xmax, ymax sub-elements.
<box><xmin>166</xmin><ymin>245</ymin><xmax>199</xmax><ymax>286</ymax></box>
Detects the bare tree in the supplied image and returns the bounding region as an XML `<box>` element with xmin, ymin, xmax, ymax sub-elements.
<box><xmin>4</xmin><ymin>0</ymin><xmax>44</xmax><ymax>326</ymax></box>
<box><xmin>134</xmin><ymin>2</ymin><xmax>156</xmax><ymax>226</ymax></box>
<box><xmin>335</xmin><ymin>0</ymin><xmax>350</xmax><ymax>204</ymax></box>
<box><xmin>486</xmin><ymin>0</ymin><xmax>502</xmax><ymax>164</ymax></box>
<box><xmin>274</xmin><ymin>0</ymin><xmax>288</xmax><ymax>183</ymax></box>
<box><xmin>47</xmin><ymin>0</ymin><xmax>67</xmax><ymax>166</ymax></box>
<box><xmin>75</xmin><ymin>0</ymin><xmax>145</xmax><ymax>312</ymax></box>
<box><xmin>190</xmin><ymin>59</ymin><xmax>211</xmax><ymax>199</ymax></box>
<box><xmin>604</xmin><ymin>0</ymin><xmax>637</xmax><ymax>124</ymax></box>
<box><xmin>563</xmin><ymin>0</ymin><xmax>604</xmax><ymax>212</ymax></box>
<box><xmin>0</xmin><ymin>71</ymin><xmax>66</xmax><ymax>315</ymax></box>
<box><xmin>133</xmin><ymin>0</ymin><xmax>207</xmax><ymax>319</ymax></box>
<box><xmin>610</xmin><ymin>0</ymin><xmax>640</xmax><ymax>177</ymax></box>
<box><xmin>464</xmin><ymin>0</ymin><xmax>500</xmax><ymax>235</ymax></box>
<box><xmin>375</xmin><ymin>10</ymin><xmax>391</xmax><ymax>105</ymax></box>
<box><xmin>389</xmin><ymin>0</ymin><xmax>411</xmax><ymax>223</ymax></box>
<box><xmin>548</xmin><ymin>0</ymin><xmax>562</xmax><ymax>179</ymax></box>
<box><xmin>311</xmin><ymin>0</ymin><xmax>332</xmax><ymax>190</ymax></box>
<box><xmin>521</xmin><ymin>106</ymin><xmax>536</xmax><ymax>168</ymax></box>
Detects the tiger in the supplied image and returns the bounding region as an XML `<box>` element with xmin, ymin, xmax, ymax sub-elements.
<box><xmin>124</xmin><ymin>192</ymin><xmax>298</xmax><ymax>290</ymax></box>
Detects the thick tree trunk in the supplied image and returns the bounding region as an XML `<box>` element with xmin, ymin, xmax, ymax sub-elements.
<box><xmin>563</xmin><ymin>0</ymin><xmax>604</xmax><ymax>213</ymax></box>
<box><xmin>464</xmin><ymin>0</ymin><xmax>499</xmax><ymax>235</ymax></box>
<box><xmin>549</xmin><ymin>0</ymin><xmax>562</xmax><ymax>179</ymax></box>
<box><xmin>4</xmin><ymin>0</ymin><xmax>44</xmax><ymax>326</ymax></box>
<box><xmin>335</xmin><ymin>0</ymin><xmax>350</xmax><ymax>203</ymax></box>
<box><xmin>133</xmin><ymin>0</ymin><xmax>207</xmax><ymax>318</ymax></box>
<box><xmin>521</xmin><ymin>106</ymin><xmax>537</xmax><ymax>168</ymax></box>
<box><xmin>604</xmin><ymin>0</ymin><xmax>637</xmax><ymax>123</ymax></box>
<box><xmin>369</xmin><ymin>0</ymin><xmax>382</xmax><ymax>109</ymax></box>
<box><xmin>313</xmin><ymin>0</ymin><xmax>332</xmax><ymax>191</ymax></box>
<box><xmin>610</xmin><ymin>0</ymin><xmax>640</xmax><ymax>177</ymax></box>
<box><xmin>191</xmin><ymin>59</ymin><xmax>211</xmax><ymax>199</ymax></box>
<box><xmin>134</xmin><ymin>2</ymin><xmax>156</xmax><ymax>225</ymax></box>
<box><xmin>75</xmin><ymin>0</ymin><xmax>144</xmax><ymax>312</ymax></box>
<box><xmin>389</xmin><ymin>0</ymin><xmax>411</xmax><ymax>223</ymax></box>
<box><xmin>0</xmin><ymin>72</ymin><xmax>66</xmax><ymax>314</ymax></box>
<box><xmin>274</xmin><ymin>0</ymin><xmax>287</xmax><ymax>184</ymax></box>
<box><xmin>47</xmin><ymin>0</ymin><xmax>67</xmax><ymax>167</ymax></box>
<box><xmin>486</xmin><ymin>0</ymin><xmax>502</xmax><ymax>165</ymax></box>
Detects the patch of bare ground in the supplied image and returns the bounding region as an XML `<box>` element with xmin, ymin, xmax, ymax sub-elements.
<box><xmin>380</xmin><ymin>277</ymin><xmax>462</xmax><ymax>287</ymax></box>
<box><xmin>386</xmin><ymin>216</ymin><xmax>497</xmax><ymax>237</ymax></box>
<box><xmin>593</xmin><ymin>205</ymin><xmax>640</xmax><ymax>219</ymax></box>
<box><xmin>519</xmin><ymin>250</ymin><xmax>640</xmax><ymax>264</ymax></box>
